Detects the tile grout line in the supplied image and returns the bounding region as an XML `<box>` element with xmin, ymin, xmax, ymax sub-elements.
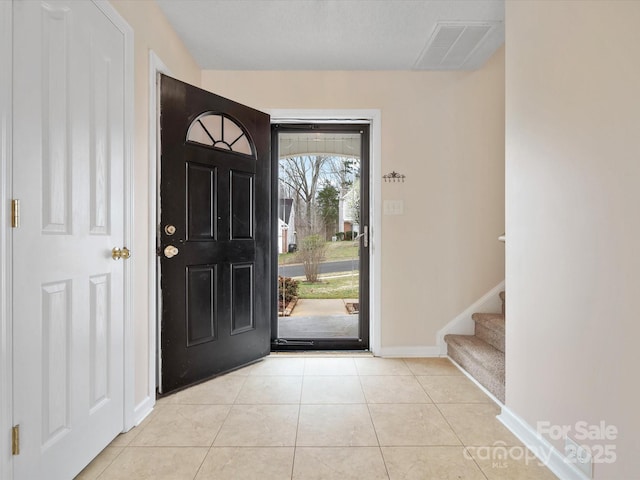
<box><xmin>190</xmin><ymin>445</ymin><xmax>211</xmax><ymax>480</ymax></box>
<box><xmin>358</xmin><ymin>369</ymin><xmax>392</xmax><ymax>480</ymax></box>
<box><xmin>91</xmin><ymin>444</ymin><xmax>126</xmax><ymax>480</ymax></box>
<box><xmin>429</xmin><ymin>389</ymin><xmax>493</xmax><ymax>479</ymax></box>
<box><xmin>290</xmin><ymin>358</ymin><xmax>306</xmax><ymax>480</ymax></box>
<box><xmin>190</xmin><ymin>372</ymin><xmax>250</xmax><ymax>479</ymax></box>
<box><xmin>398</xmin><ymin>359</ymin><xmax>487</xmax><ymax>479</ymax></box>
<box><xmin>87</xmin><ymin>356</ymin><xmax>540</xmax><ymax>479</ymax></box>
<box><xmin>406</xmin><ymin>357</ymin><xmax>488</xmax><ymax>476</ymax></box>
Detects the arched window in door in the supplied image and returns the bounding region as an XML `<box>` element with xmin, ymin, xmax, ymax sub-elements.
<box><xmin>186</xmin><ymin>112</ymin><xmax>254</xmax><ymax>157</ymax></box>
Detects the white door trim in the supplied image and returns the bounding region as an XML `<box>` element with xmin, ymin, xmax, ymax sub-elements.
<box><xmin>1</xmin><ymin>2</ymin><xmax>14</xmax><ymax>478</ymax></box>
<box><xmin>146</xmin><ymin>50</ymin><xmax>172</xmax><ymax>405</ymax></box>
<box><xmin>268</xmin><ymin>109</ymin><xmax>383</xmax><ymax>355</ymax></box>
<box><xmin>92</xmin><ymin>0</ymin><xmax>136</xmax><ymax>433</ymax></box>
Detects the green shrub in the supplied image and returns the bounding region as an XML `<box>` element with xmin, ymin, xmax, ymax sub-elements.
<box><xmin>277</xmin><ymin>276</ymin><xmax>299</xmax><ymax>302</ymax></box>
<box><xmin>298</xmin><ymin>235</ymin><xmax>327</xmax><ymax>282</ymax></box>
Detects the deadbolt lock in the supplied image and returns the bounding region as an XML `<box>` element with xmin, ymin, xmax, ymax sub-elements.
<box><xmin>164</xmin><ymin>245</ymin><xmax>179</xmax><ymax>258</ymax></box>
<box><xmin>164</xmin><ymin>225</ymin><xmax>176</xmax><ymax>235</ymax></box>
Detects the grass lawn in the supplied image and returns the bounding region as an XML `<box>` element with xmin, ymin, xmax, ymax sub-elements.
<box><xmin>296</xmin><ymin>273</ymin><xmax>359</xmax><ymax>299</ymax></box>
<box><xmin>278</xmin><ymin>240</ymin><xmax>359</xmax><ymax>265</ymax></box>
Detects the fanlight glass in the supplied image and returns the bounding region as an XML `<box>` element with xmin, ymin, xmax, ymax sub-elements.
<box><xmin>187</xmin><ymin>113</ymin><xmax>253</xmax><ymax>157</ymax></box>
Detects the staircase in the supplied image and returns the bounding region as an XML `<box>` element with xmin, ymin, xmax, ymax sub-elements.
<box><xmin>444</xmin><ymin>291</ymin><xmax>505</xmax><ymax>403</ymax></box>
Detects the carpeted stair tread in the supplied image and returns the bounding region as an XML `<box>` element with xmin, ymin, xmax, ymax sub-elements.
<box><xmin>472</xmin><ymin>313</ymin><xmax>505</xmax><ymax>352</ymax></box>
<box><xmin>445</xmin><ymin>334</ymin><xmax>505</xmax><ymax>402</ymax></box>
<box><xmin>472</xmin><ymin>313</ymin><xmax>505</xmax><ymax>331</ymax></box>
<box><xmin>445</xmin><ymin>335</ymin><xmax>505</xmax><ymax>375</ymax></box>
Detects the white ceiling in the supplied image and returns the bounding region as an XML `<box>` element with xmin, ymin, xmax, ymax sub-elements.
<box><xmin>156</xmin><ymin>0</ymin><xmax>505</xmax><ymax>71</ymax></box>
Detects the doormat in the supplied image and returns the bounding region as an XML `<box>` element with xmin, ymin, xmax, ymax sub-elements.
<box><xmin>345</xmin><ymin>302</ymin><xmax>359</xmax><ymax>314</ymax></box>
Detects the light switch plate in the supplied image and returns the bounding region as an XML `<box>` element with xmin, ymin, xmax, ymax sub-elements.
<box><xmin>384</xmin><ymin>200</ymin><xmax>404</xmax><ymax>215</ymax></box>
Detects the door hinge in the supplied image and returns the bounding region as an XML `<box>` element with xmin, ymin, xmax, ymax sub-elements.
<box><xmin>11</xmin><ymin>199</ymin><xmax>20</xmax><ymax>228</ymax></box>
<box><xmin>11</xmin><ymin>425</ymin><xmax>19</xmax><ymax>455</ymax></box>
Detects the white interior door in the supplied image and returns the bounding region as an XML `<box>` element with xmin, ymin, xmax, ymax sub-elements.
<box><xmin>12</xmin><ymin>1</ymin><xmax>127</xmax><ymax>478</ymax></box>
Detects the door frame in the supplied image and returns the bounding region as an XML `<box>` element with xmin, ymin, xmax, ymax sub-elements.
<box><xmin>271</xmin><ymin>123</ymin><xmax>371</xmax><ymax>350</ymax></box>
<box><xmin>146</xmin><ymin>50</ymin><xmax>171</xmax><ymax>416</ymax></box>
<box><xmin>268</xmin><ymin>110</ymin><xmax>382</xmax><ymax>355</ymax></box>
<box><xmin>1</xmin><ymin>2</ymin><xmax>14</xmax><ymax>477</ymax></box>
<box><xmin>0</xmin><ymin>2</ymin><xmax>135</xmax><ymax>477</ymax></box>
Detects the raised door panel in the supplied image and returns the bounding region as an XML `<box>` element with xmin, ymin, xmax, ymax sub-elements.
<box><xmin>41</xmin><ymin>5</ymin><xmax>71</xmax><ymax>234</ymax></box>
<box><xmin>230</xmin><ymin>171</ymin><xmax>254</xmax><ymax>240</ymax></box>
<box><xmin>89</xmin><ymin>53</ymin><xmax>112</xmax><ymax>235</ymax></box>
<box><xmin>186</xmin><ymin>265</ymin><xmax>217</xmax><ymax>346</ymax></box>
<box><xmin>89</xmin><ymin>274</ymin><xmax>110</xmax><ymax>410</ymax></box>
<box><xmin>41</xmin><ymin>281</ymin><xmax>71</xmax><ymax>447</ymax></box>
<box><xmin>187</xmin><ymin>163</ymin><xmax>217</xmax><ymax>241</ymax></box>
<box><xmin>231</xmin><ymin>263</ymin><xmax>254</xmax><ymax>334</ymax></box>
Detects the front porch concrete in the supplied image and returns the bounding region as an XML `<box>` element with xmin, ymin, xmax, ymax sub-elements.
<box><xmin>278</xmin><ymin>299</ymin><xmax>358</xmax><ymax>338</ymax></box>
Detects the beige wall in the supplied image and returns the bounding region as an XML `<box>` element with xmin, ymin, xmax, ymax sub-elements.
<box><xmin>109</xmin><ymin>0</ymin><xmax>201</xmax><ymax>406</ymax></box>
<box><xmin>202</xmin><ymin>50</ymin><xmax>505</xmax><ymax>351</ymax></box>
<box><xmin>108</xmin><ymin>0</ymin><xmax>505</xmax><ymax>408</ymax></box>
<box><xmin>505</xmin><ymin>2</ymin><xmax>640</xmax><ymax>477</ymax></box>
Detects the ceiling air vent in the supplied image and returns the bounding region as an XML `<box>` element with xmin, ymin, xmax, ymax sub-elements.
<box><xmin>414</xmin><ymin>22</ymin><xmax>496</xmax><ymax>70</ymax></box>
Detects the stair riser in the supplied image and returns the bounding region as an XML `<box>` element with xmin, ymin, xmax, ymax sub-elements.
<box><xmin>443</xmin><ymin>291</ymin><xmax>506</xmax><ymax>403</ymax></box>
<box><xmin>448</xmin><ymin>346</ymin><xmax>505</xmax><ymax>403</ymax></box>
<box><xmin>475</xmin><ymin>323</ymin><xmax>505</xmax><ymax>353</ymax></box>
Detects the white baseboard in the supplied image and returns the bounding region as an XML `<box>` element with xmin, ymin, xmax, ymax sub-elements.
<box><xmin>498</xmin><ymin>406</ymin><xmax>591</xmax><ymax>480</ymax></box>
<box><xmin>377</xmin><ymin>346</ymin><xmax>443</xmax><ymax>358</ymax></box>
<box><xmin>447</xmin><ymin>355</ymin><xmax>503</xmax><ymax>407</ymax></box>
<box><xmin>129</xmin><ymin>395</ymin><xmax>155</xmax><ymax>431</ymax></box>
<box><xmin>436</xmin><ymin>280</ymin><xmax>505</xmax><ymax>354</ymax></box>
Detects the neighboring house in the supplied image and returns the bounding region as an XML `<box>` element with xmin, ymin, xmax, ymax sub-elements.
<box><xmin>338</xmin><ymin>182</ymin><xmax>359</xmax><ymax>235</ymax></box>
<box><xmin>278</xmin><ymin>198</ymin><xmax>295</xmax><ymax>253</ymax></box>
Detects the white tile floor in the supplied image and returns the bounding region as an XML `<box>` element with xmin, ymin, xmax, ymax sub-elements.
<box><xmin>76</xmin><ymin>355</ymin><xmax>559</xmax><ymax>480</ymax></box>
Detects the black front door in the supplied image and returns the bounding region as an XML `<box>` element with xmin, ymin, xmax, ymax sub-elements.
<box><xmin>159</xmin><ymin>75</ymin><xmax>271</xmax><ymax>394</ymax></box>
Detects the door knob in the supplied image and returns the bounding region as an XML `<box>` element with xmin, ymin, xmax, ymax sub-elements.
<box><xmin>164</xmin><ymin>245</ymin><xmax>179</xmax><ymax>258</ymax></box>
<box><xmin>112</xmin><ymin>247</ymin><xmax>131</xmax><ymax>260</ymax></box>
<box><xmin>164</xmin><ymin>224</ymin><xmax>176</xmax><ymax>235</ymax></box>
